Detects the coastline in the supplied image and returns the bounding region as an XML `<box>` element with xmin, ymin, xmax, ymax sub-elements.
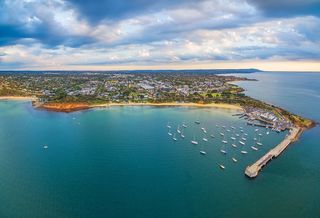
<box><xmin>0</xmin><ymin>96</ymin><xmax>37</xmax><ymax>101</ymax></box>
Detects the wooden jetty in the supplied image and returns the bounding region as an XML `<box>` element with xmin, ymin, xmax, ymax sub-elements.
<box><xmin>245</xmin><ymin>127</ymin><xmax>301</xmax><ymax>178</ymax></box>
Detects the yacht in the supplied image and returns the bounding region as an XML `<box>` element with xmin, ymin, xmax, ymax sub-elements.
<box><xmin>230</xmin><ymin>137</ymin><xmax>236</xmax><ymax>140</ymax></box>
<box><xmin>168</xmin><ymin>131</ymin><xmax>172</xmax><ymax>136</ymax></box>
<box><xmin>256</xmin><ymin>142</ymin><xmax>263</xmax><ymax>146</ymax></box>
<box><xmin>236</xmin><ymin>134</ymin><xmax>240</xmax><ymax>137</ymax></box>
<box><xmin>251</xmin><ymin>146</ymin><xmax>258</xmax><ymax>151</ymax></box>
<box><xmin>232</xmin><ymin>157</ymin><xmax>238</xmax><ymax>162</ymax></box>
<box><xmin>203</xmin><ymin>138</ymin><xmax>208</xmax><ymax>142</ymax></box>
<box><xmin>231</xmin><ymin>126</ymin><xmax>236</xmax><ymax>129</ymax></box>
<box><xmin>177</xmin><ymin>126</ymin><xmax>181</xmax><ymax>134</ymax></box>
<box><xmin>220</xmin><ymin>132</ymin><xmax>224</xmax><ymax>136</ymax></box>
<box><xmin>219</xmin><ymin>164</ymin><xmax>226</xmax><ymax>170</ymax></box>
<box><xmin>191</xmin><ymin>136</ymin><xmax>198</xmax><ymax>145</ymax></box>
<box><xmin>210</xmin><ymin>134</ymin><xmax>215</xmax><ymax>138</ymax></box>
<box><xmin>242</xmin><ymin>137</ymin><xmax>247</xmax><ymax>141</ymax></box>
<box><xmin>167</xmin><ymin>122</ymin><xmax>171</xmax><ymax>128</ymax></box>
<box><xmin>200</xmin><ymin>151</ymin><xmax>207</xmax><ymax>155</ymax></box>
<box><xmin>222</xmin><ymin>140</ymin><xmax>228</xmax><ymax>144</ymax></box>
<box><xmin>254</xmin><ymin>137</ymin><xmax>257</xmax><ymax>141</ymax></box>
<box><xmin>226</xmin><ymin>129</ymin><xmax>231</xmax><ymax>132</ymax></box>
<box><xmin>181</xmin><ymin>134</ymin><xmax>185</xmax><ymax>138</ymax></box>
<box><xmin>255</xmin><ymin>128</ymin><xmax>259</xmax><ymax>132</ymax></box>
<box><xmin>239</xmin><ymin>141</ymin><xmax>245</xmax><ymax>145</ymax></box>
<box><xmin>244</xmin><ymin>133</ymin><xmax>248</xmax><ymax>136</ymax></box>
<box><xmin>232</xmin><ymin>144</ymin><xmax>237</xmax><ymax>148</ymax></box>
<box><xmin>258</xmin><ymin>133</ymin><xmax>262</xmax><ymax>136</ymax></box>
<box><xmin>222</xmin><ymin>125</ymin><xmax>226</xmax><ymax>128</ymax></box>
<box><xmin>43</xmin><ymin>145</ymin><xmax>48</xmax><ymax>149</ymax></box>
<box><xmin>195</xmin><ymin>121</ymin><xmax>200</xmax><ymax>124</ymax></box>
<box><xmin>220</xmin><ymin>149</ymin><xmax>227</xmax><ymax>154</ymax></box>
<box><xmin>241</xmin><ymin>150</ymin><xmax>248</xmax><ymax>154</ymax></box>
<box><xmin>173</xmin><ymin>134</ymin><xmax>177</xmax><ymax>141</ymax></box>
<box><xmin>266</xmin><ymin>131</ymin><xmax>270</xmax><ymax>135</ymax></box>
<box><xmin>182</xmin><ymin>123</ymin><xmax>187</xmax><ymax>128</ymax></box>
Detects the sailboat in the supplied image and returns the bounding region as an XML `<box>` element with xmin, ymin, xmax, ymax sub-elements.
<box><xmin>167</xmin><ymin>122</ymin><xmax>171</xmax><ymax>128</ymax></box>
<box><xmin>177</xmin><ymin>125</ymin><xmax>181</xmax><ymax>134</ymax></box>
<box><xmin>200</xmin><ymin>151</ymin><xmax>207</xmax><ymax>155</ymax></box>
<box><xmin>191</xmin><ymin>135</ymin><xmax>198</xmax><ymax>145</ymax></box>
<box><xmin>251</xmin><ymin>146</ymin><xmax>258</xmax><ymax>151</ymax></box>
<box><xmin>219</xmin><ymin>164</ymin><xmax>226</xmax><ymax>170</ymax></box>
<box><xmin>173</xmin><ymin>134</ymin><xmax>177</xmax><ymax>141</ymax></box>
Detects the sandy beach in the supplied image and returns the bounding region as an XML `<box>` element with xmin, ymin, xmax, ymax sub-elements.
<box><xmin>91</xmin><ymin>102</ymin><xmax>243</xmax><ymax>111</ymax></box>
<box><xmin>0</xmin><ymin>96</ymin><xmax>37</xmax><ymax>101</ymax></box>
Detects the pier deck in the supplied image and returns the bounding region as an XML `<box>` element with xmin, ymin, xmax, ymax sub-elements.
<box><xmin>245</xmin><ymin>127</ymin><xmax>301</xmax><ymax>178</ymax></box>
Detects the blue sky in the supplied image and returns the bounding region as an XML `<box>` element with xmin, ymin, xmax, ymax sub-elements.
<box><xmin>0</xmin><ymin>0</ymin><xmax>319</xmax><ymax>71</ymax></box>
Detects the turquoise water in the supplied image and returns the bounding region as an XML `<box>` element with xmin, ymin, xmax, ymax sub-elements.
<box><xmin>0</xmin><ymin>72</ymin><xmax>319</xmax><ymax>218</ymax></box>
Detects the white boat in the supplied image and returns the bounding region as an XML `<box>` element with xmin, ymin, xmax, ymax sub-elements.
<box><xmin>215</xmin><ymin>124</ymin><xmax>219</xmax><ymax>127</ymax></box>
<box><xmin>258</xmin><ymin>133</ymin><xmax>262</xmax><ymax>136</ymax></box>
<box><xmin>222</xmin><ymin>140</ymin><xmax>228</xmax><ymax>144</ymax></box>
<box><xmin>256</xmin><ymin>142</ymin><xmax>263</xmax><ymax>146</ymax></box>
<box><xmin>177</xmin><ymin>125</ymin><xmax>181</xmax><ymax>133</ymax></box>
<box><xmin>219</xmin><ymin>164</ymin><xmax>226</xmax><ymax>170</ymax></box>
<box><xmin>240</xmin><ymin>130</ymin><xmax>244</xmax><ymax>133</ymax></box>
<box><xmin>236</xmin><ymin>134</ymin><xmax>240</xmax><ymax>137</ymax></box>
<box><xmin>242</xmin><ymin>137</ymin><xmax>247</xmax><ymax>141</ymax></box>
<box><xmin>244</xmin><ymin>133</ymin><xmax>248</xmax><ymax>136</ymax></box>
<box><xmin>201</xmin><ymin>127</ymin><xmax>207</xmax><ymax>134</ymax></box>
<box><xmin>230</xmin><ymin>137</ymin><xmax>236</xmax><ymax>140</ymax></box>
<box><xmin>226</xmin><ymin>129</ymin><xmax>231</xmax><ymax>132</ymax></box>
<box><xmin>231</xmin><ymin>126</ymin><xmax>236</xmax><ymax>129</ymax></box>
<box><xmin>181</xmin><ymin>134</ymin><xmax>185</xmax><ymax>138</ymax></box>
<box><xmin>239</xmin><ymin>141</ymin><xmax>245</xmax><ymax>145</ymax></box>
<box><xmin>203</xmin><ymin>138</ymin><xmax>208</xmax><ymax>142</ymax></box>
<box><xmin>232</xmin><ymin>144</ymin><xmax>237</xmax><ymax>148</ymax></box>
<box><xmin>191</xmin><ymin>140</ymin><xmax>198</xmax><ymax>145</ymax></box>
<box><xmin>241</xmin><ymin>150</ymin><xmax>248</xmax><ymax>154</ymax></box>
<box><xmin>266</xmin><ymin>131</ymin><xmax>270</xmax><ymax>135</ymax></box>
<box><xmin>239</xmin><ymin>127</ymin><xmax>243</xmax><ymax>129</ymax></box>
<box><xmin>195</xmin><ymin>121</ymin><xmax>200</xmax><ymax>124</ymax></box>
<box><xmin>222</xmin><ymin>125</ymin><xmax>226</xmax><ymax>128</ymax></box>
<box><xmin>200</xmin><ymin>151</ymin><xmax>207</xmax><ymax>155</ymax></box>
<box><xmin>220</xmin><ymin>149</ymin><xmax>227</xmax><ymax>154</ymax></box>
<box><xmin>167</xmin><ymin>122</ymin><xmax>171</xmax><ymax>128</ymax></box>
<box><xmin>210</xmin><ymin>134</ymin><xmax>215</xmax><ymax>138</ymax></box>
<box><xmin>182</xmin><ymin>123</ymin><xmax>187</xmax><ymax>128</ymax></box>
<box><xmin>254</xmin><ymin>137</ymin><xmax>257</xmax><ymax>141</ymax></box>
<box><xmin>251</xmin><ymin>146</ymin><xmax>258</xmax><ymax>151</ymax></box>
<box><xmin>43</xmin><ymin>145</ymin><xmax>48</xmax><ymax>149</ymax></box>
<box><xmin>232</xmin><ymin>157</ymin><xmax>238</xmax><ymax>162</ymax></box>
<box><xmin>220</xmin><ymin>132</ymin><xmax>224</xmax><ymax>136</ymax></box>
<box><xmin>255</xmin><ymin>129</ymin><xmax>259</xmax><ymax>132</ymax></box>
<box><xmin>173</xmin><ymin>134</ymin><xmax>177</xmax><ymax>141</ymax></box>
<box><xmin>168</xmin><ymin>131</ymin><xmax>172</xmax><ymax>136</ymax></box>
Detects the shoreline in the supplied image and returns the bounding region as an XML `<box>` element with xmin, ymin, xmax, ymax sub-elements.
<box><xmin>0</xmin><ymin>96</ymin><xmax>37</xmax><ymax>101</ymax></box>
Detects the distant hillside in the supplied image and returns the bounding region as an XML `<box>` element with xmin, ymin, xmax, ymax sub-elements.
<box><xmin>0</xmin><ymin>69</ymin><xmax>262</xmax><ymax>75</ymax></box>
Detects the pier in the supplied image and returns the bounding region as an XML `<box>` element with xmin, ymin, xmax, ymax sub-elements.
<box><xmin>245</xmin><ymin>127</ymin><xmax>301</xmax><ymax>178</ymax></box>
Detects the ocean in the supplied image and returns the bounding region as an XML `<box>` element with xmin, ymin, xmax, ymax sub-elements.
<box><xmin>0</xmin><ymin>72</ymin><xmax>319</xmax><ymax>218</ymax></box>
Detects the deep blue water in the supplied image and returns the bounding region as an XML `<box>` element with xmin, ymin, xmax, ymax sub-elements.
<box><xmin>0</xmin><ymin>72</ymin><xmax>319</xmax><ymax>218</ymax></box>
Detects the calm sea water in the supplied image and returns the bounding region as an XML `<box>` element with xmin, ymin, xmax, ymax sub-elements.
<box><xmin>0</xmin><ymin>72</ymin><xmax>319</xmax><ymax>218</ymax></box>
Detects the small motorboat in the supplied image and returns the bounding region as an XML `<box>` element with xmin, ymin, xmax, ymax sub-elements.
<box><xmin>200</xmin><ymin>151</ymin><xmax>207</xmax><ymax>155</ymax></box>
<box><xmin>232</xmin><ymin>157</ymin><xmax>238</xmax><ymax>162</ymax></box>
<box><xmin>241</xmin><ymin>150</ymin><xmax>248</xmax><ymax>154</ymax></box>
<box><xmin>251</xmin><ymin>146</ymin><xmax>258</xmax><ymax>151</ymax></box>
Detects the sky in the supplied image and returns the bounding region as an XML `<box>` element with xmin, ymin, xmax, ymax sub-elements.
<box><xmin>0</xmin><ymin>0</ymin><xmax>320</xmax><ymax>71</ymax></box>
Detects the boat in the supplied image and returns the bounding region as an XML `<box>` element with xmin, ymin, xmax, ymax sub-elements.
<box><xmin>43</xmin><ymin>145</ymin><xmax>48</xmax><ymax>149</ymax></box>
<box><xmin>258</xmin><ymin>133</ymin><xmax>262</xmax><ymax>136</ymax></box>
<box><xmin>215</xmin><ymin>124</ymin><xmax>219</xmax><ymax>127</ymax></box>
<box><xmin>251</xmin><ymin>146</ymin><xmax>258</xmax><ymax>151</ymax></box>
<box><xmin>173</xmin><ymin>134</ymin><xmax>177</xmax><ymax>141</ymax></box>
<box><xmin>230</xmin><ymin>137</ymin><xmax>236</xmax><ymax>140</ymax></box>
<box><xmin>222</xmin><ymin>125</ymin><xmax>226</xmax><ymax>128</ymax></box>
<box><xmin>244</xmin><ymin>133</ymin><xmax>248</xmax><ymax>136</ymax></box>
<box><xmin>241</xmin><ymin>150</ymin><xmax>248</xmax><ymax>154</ymax></box>
<box><xmin>210</xmin><ymin>134</ymin><xmax>215</xmax><ymax>138</ymax></box>
<box><xmin>200</xmin><ymin>151</ymin><xmax>207</xmax><ymax>155</ymax></box>
<box><xmin>181</xmin><ymin>134</ymin><xmax>185</xmax><ymax>138</ymax></box>
<box><xmin>226</xmin><ymin>129</ymin><xmax>231</xmax><ymax>132</ymax></box>
<box><xmin>182</xmin><ymin>123</ymin><xmax>187</xmax><ymax>128</ymax></box>
<box><xmin>177</xmin><ymin>126</ymin><xmax>181</xmax><ymax>134</ymax></box>
<box><xmin>203</xmin><ymin>138</ymin><xmax>208</xmax><ymax>142</ymax></box>
<box><xmin>195</xmin><ymin>121</ymin><xmax>200</xmax><ymax>124</ymax></box>
<box><xmin>222</xmin><ymin>140</ymin><xmax>228</xmax><ymax>144</ymax></box>
<box><xmin>239</xmin><ymin>126</ymin><xmax>243</xmax><ymax>129</ymax></box>
<box><xmin>200</xmin><ymin>128</ymin><xmax>207</xmax><ymax>133</ymax></box>
<box><xmin>231</xmin><ymin>126</ymin><xmax>236</xmax><ymax>129</ymax></box>
<box><xmin>254</xmin><ymin>137</ymin><xmax>257</xmax><ymax>141</ymax></box>
<box><xmin>240</xmin><ymin>130</ymin><xmax>244</xmax><ymax>133</ymax></box>
<box><xmin>220</xmin><ymin>149</ymin><xmax>227</xmax><ymax>154</ymax></box>
<box><xmin>232</xmin><ymin>144</ymin><xmax>237</xmax><ymax>148</ymax></box>
<box><xmin>256</xmin><ymin>142</ymin><xmax>263</xmax><ymax>146</ymax></box>
<box><xmin>255</xmin><ymin>128</ymin><xmax>259</xmax><ymax>132</ymax></box>
<box><xmin>232</xmin><ymin>157</ymin><xmax>238</xmax><ymax>162</ymax></box>
<box><xmin>168</xmin><ymin>131</ymin><xmax>172</xmax><ymax>136</ymax></box>
<box><xmin>236</xmin><ymin>134</ymin><xmax>240</xmax><ymax>137</ymax></box>
<box><xmin>241</xmin><ymin>137</ymin><xmax>247</xmax><ymax>141</ymax></box>
<box><xmin>167</xmin><ymin>122</ymin><xmax>171</xmax><ymax>128</ymax></box>
<box><xmin>219</xmin><ymin>164</ymin><xmax>226</xmax><ymax>170</ymax></box>
<box><xmin>239</xmin><ymin>141</ymin><xmax>245</xmax><ymax>145</ymax></box>
<box><xmin>266</xmin><ymin>131</ymin><xmax>270</xmax><ymax>135</ymax></box>
<box><xmin>220</xmin><ymin>132</ymin><xmax>224</xmax><ymax>136</ymax></box>
<box><xmin>191</xmin><ymin>135</ymin><xmax>198</xmax><ymax>145</ymax></box>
